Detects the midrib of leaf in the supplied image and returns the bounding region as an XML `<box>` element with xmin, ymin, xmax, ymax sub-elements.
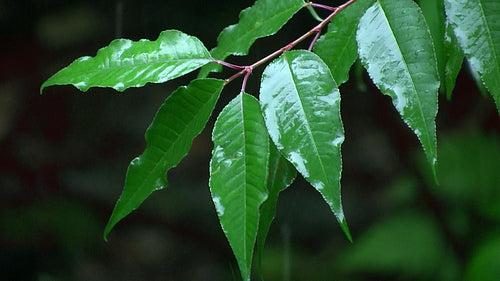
<box><xmin>337</xmin><ymin>28</ymin><xmax>357</xmax><ymax>70</ymax></box>
<box><xmin>283</xmin><ymin>53</ymin><xmax>329</xmax><ymax>185</ymax></box>
<box><xmin>120</xmin><ymin>99</ymin><xmax>201</xmax><ymax>213</ymax></box>
<box><xmin>239</xmin><ymin>95</ymin><xmax>248</xmax><ymax>263</ymax></box>
<box><xmin>378</xmin><ymin>3</ymin><xmax>434</xmax><ymax>152</ymax></box>
<box><xmin>90</xmin><ymin>58</ymin><xmax>210</xmax><ymax>73</ymax></box>
<box><xmin>267</xmin><ymin>154</ymin><xmax>280</xmax><ymax>189</ymax></box>
<box><xmin>478</xmin><ymin>0</ymin><xmax>500</xmax><ymax>84</ymax></box>
<box><xmin>326</xmin><ymin>21</ymin><xmax>358</xmax><ymax>75</ymax></box>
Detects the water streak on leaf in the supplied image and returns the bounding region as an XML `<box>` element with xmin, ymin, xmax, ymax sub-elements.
<box><xmin>209</xmin><ymin>93</ymin><xmax>269</xmax><ymax>281</ymax></box>
<box><xmin>357</xmin><ymin>0</ymin><xmax>440</xmax><ymax>177</ymax></box>
<box><xmin>41</xmin><ymin>30</ymin><xmax>211</xmax><ymax>93</ymax></box>
<box><xmin>444</xmin><ymin>0</ymin><xmax>500</xmax><ymax>111</ymax></box>
<box><xmin>260</xmin><ymin>50</ymin><xmax>351</xmax><ymax>240</ymax></box>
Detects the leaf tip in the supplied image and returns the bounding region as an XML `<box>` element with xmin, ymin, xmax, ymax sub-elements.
<box><xmin>103</xmin><ymin>221</ymin><xmax>114</xmax><ymax>242</ymax></box>
<box><xmin>40</xmin><ymin>81</ymin><xmax>50</xmax><ymax>95</ymax></box>
<box><xmin>340</xmin><ymin>217</ymin><xmax>353</xmax><ymax>243</ymax></box>
<box><xmin>430</xmin><ymin>157</ymin><xmax>439</xmax><ymax>185</ymax></box>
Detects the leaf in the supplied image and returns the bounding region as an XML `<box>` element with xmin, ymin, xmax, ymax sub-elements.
<box><xmin>209</xmin><ymin>93</ymin><xmax>270</xmax><ymax>281</ymax></box>
<box><xmin>418</xmin><ymin>0</ymin><xmax>445</xmax><ymax>87</ymax></box>
<box><xmin>313</xmin><ymin>0</ymin><xmax>375</xmax><ymax>85</ymax></box>
<box><xmin>260</xmin><ymin>50</ymin><xmax>351</xmax><ymax>240</ymax></box>
<box><xmin>340</xmin><ymin>211</ymin><xmax>446</xmax><ymax>278</ymax></box>
<box><xmin>256</xmin><ymin>143</ymin><xmax>297</xmax><ymax>279</ymax></box>
<box><xmin>41</xmin><ymin>30</ymin><xmax>211</xmax><ymax>93</ymax></box>
<box><xmin>357</xmin><ymin>0</ymin><xmax>440</xmax><ymax>177</ymax></box>
<box><xmin>444</xmin><ymin>0</ymin><xmax>500</xmax><ymax>111</ymax></box>
<box><xmin>444</xmin><ymin>22</ymin><xmax>464</xmax><ymax>99</ymax></box>
<box><xmin>464</xmin><ymin>235</ymin><xmax>500</xmax><ymax>281</ymax></box>
<box><xmin>198</xmin><ymin>0</ymin><xmax>304</xmax><ymax>77</ymax></box>
<box><xmin>104</xmin><ymin>78</ymin><xmax>224</xmax><ymax>239</ymax></box>
<box><xmin>419</xmin><ymin>133</ymin><xmax>500</xmax><ymax>221</ymax></box>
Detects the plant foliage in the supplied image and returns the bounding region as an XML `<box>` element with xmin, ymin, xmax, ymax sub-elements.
<box><xmin>40</xmin><ymin>0</ymin><xmax>500</xmax><ymax>280</ymax></box>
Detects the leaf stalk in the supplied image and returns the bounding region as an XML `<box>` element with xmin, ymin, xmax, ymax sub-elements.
<box><xmin>221</xmin><ymin>0</ymin><xmax>358</xmax><ymax>93</ymax></box>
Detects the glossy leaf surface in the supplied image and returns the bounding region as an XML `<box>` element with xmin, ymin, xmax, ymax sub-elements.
<box><xmin>313</xmin><ymin>0</ymin><xmax>374</xmax><ymax>85</ymax></box>
<box><xmin>104</xmin><ymin>78</ymin><xmax>224</xmax><ymax>239</ymax></box>
<box><xmin>256</xmin><ymin>143</ymin><xmax>296</xmax><ymax>279</ymax></box>
<box><xmin>209</xmin><ymin>93</ymin><xmax>269</xmax><ymax>281</ymax></box>
<box><xmin>198</xmin><ymin>0</ymin><xmax>304</xmax><ymax>77</ymax></box>
<box><xmin>41</xmin><ymin>30</ymin><xmax>211</xmax><ymax>92</ymax></box>
<box><xmin>444</xmin><ymin>0</ymin><xmax>500</xmax><ymax>111</ymax></box>
<box><xmin>260</xmin><ymin>50</ymin><xmax>350</xmax><ymax>240</ymax></box>
<box><xmin>357</xmin><ymin>0</ymin><xmax>439</xmax><ymax>176</ymax></box>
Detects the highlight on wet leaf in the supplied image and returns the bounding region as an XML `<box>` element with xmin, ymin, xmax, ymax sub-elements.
<box><xmin>104</xmin><ymin>78</ymin><xmax>224</xmax><ymax>240</ymax></box>
<box><xmin>41</xmin><ymin>30</ymin><xmax>212</xmax><ymax>93</ymax></box>
<box><xmin>37</xmin><ymin>1</ymin><xmax>500</xmax><ymax>280</ymax></box>
<box><xmin>444</xmin><ymin>0</ymin><xmax>500</xmax><ymax>111</ymax></box>
<box><xmin>357</xmin><ymin>0</ymin><xmax>440</xmax><ymax>178</ymax></box>
<box><xmin>209</xmin><ymin>93</ymin><xmax>270</xmax><ymax>281</ymax></box>
<box><xmin>260</xmin><ymin>50</ymin><xmax>351</xmax><ymax>240</ymax></box>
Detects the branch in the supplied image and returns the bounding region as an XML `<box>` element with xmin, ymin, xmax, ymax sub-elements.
<box><xmin>217</xmin><ymin>0</ymin><xmax>358</xmax><ymax>92</ymax></box>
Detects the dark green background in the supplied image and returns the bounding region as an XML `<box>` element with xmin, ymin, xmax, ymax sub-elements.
<box><xmin>1</xmin><ymin>0</ymin><xmax>500</xmax><ymax>280</ymax></box>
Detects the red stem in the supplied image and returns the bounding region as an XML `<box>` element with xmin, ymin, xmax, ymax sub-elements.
<box><xmin>211</xmin><ymin>59</ymin><xmax>245</xmax><ymax>70</ymax></box>
<box><xmin>305</xmin><ymin>2</ymin><xmax>337</xmax><ymax>11</ymax></box>
<box><xmin>220</xmin><ymin>0</ymin><xmax>358</xmax><ymax>92</ymax></box>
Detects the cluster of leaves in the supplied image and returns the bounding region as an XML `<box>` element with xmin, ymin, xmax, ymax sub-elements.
<box><xmin>40</xmin><ymin>0</ymin><xmax>500</xmax><ymax>280</ymax></box>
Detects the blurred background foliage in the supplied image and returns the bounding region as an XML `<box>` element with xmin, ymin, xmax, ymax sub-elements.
<box><xmin>1</xmin><ymin>0</ymin><xmax>500</xmax><ymax>280</ymax></box>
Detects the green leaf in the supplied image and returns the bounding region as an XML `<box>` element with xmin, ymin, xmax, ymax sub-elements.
<box><xmin>464</xmin><ymin>235</ymin><xmax>500</xmax><ymax>281</ymax></box>
<box><xmin>41</xmin><ymin>30</ymin><xmax>211</xmax><ymax>93</ymax></box>
<box><xmin>419</xmin><ymin>133</ymin><xmax>500</xmax><ymax>221</ymax></box>
<box><xmin>104</xmin><ymin>78</ymin><xmax>224</xmax><ymax>239</ymax></box>
<box><xmin>444</xmin><ymin>0</ymin><xmax>500</xmax><ymax>111</ymax></box>
<box><xmin>209</xmin><ymin>93</ymin><xmax>270</xmax><ymax>281</ymax></box>
<box><xmin>256</xmin><ymin>143</ymin><xmax>297</xmax><ymax>279</ymax></box>
<box><xmin>357</xmin><ymin>0</ymin><xmax>440</xmax><ymax>177</ymax></box>
<box><xmin>313</xmin><ymin>0</ymin><xmax>375</xmax><ymax>85</ymax></box>
<box><xmin>419</xmin><ymin>0</ymin><xmax>445</xmax><ymax>88</ymax></box>
<box><xmin>198</xmin><ymin>0</ymin><xmax>304</xmax><ymax>77</ymax></box>
<box><xmin>340</xmin><ymin>211</ymin><xmax>446</xmax><ymax>278</ymax></box>
<box><xmin>444</xmin><ymin>23</ymin><xmax>464</xmax><ymax>99</ymax></box>
<box><xmin>260</xmin><ymin>50</ymin><xmax>351</xmax><ymax>240</ymax></box>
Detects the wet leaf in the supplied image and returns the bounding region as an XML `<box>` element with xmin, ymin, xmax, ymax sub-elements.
<box><xmin>314</xmin><ymin>0</ymin><xmax>375</xmax><ymax>85</ymax></box>
<box><xmin>41</xmin><ymin>30</ymin><xmax>211</xmax><ymax>93</ymax></box>
<box><xmin>260</xmin><ymin>50</ymin><xmax>351</xmax><ymax>240</ymax></box>
<box><xmin>357</xmin><ymin>0</ymin><xmax>440</xmax><ymax>177</ymax></box>
<box><xmin>198</xmin><ymin>0</ymin><xmax>304</xmax><ymax>77</ymax></box>
<box><xmin>209</xmin><ymin>93</ymin><xmax>269</xmax><ymax>281</ymax></box>
<box><xmin>444</xmin><ymin>0</ymin><xmax>500</xmax><ymax>111</ymax></box>
<box><xmin>104</xmin><ymin>78</ymin><xmax>224</xmax><ymax>239</ymax></box>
